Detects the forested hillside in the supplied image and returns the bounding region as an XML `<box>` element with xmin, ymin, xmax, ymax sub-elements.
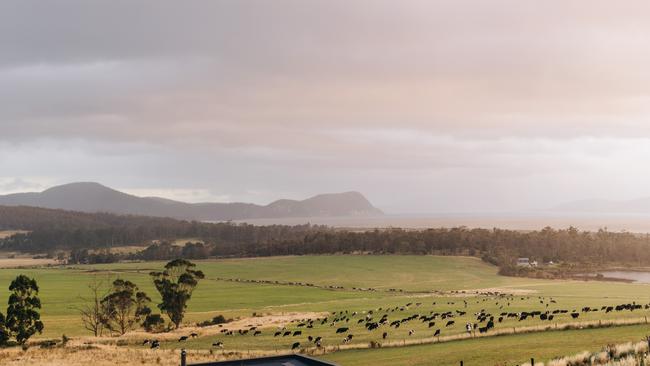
<box><xmin>2</xmin><ymin>205</ymin><xmax>650</xmax><ymax>273</ymax></box>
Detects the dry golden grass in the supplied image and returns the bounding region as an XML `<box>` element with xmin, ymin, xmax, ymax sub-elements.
<box><xmin>523</xmin><ymin>339</ymin><xmax>650</xmax><ymax>366</ymax></box>
<box><xmin>0</xmin><ymin>230</ymin><xmax>28</xmax><ymax>239</ymax></box>
<box><xmin>0</xmin><ymin>256</ymin><xmax>58</xmax><ymax>268</ymax></box>
<box><xmin>88</xmin><ymin>246</ymin><xmax>147</xmax><ymax>255</ymax></box>
<box><xmin>0</xmin><ymin>342</ymin><xmax>265</xmax><ymax>366</ymax></box>
<box><xmin>104</xmin><ymin>311</ymin><xmax>328</xmax><ymax>345</ymax></box>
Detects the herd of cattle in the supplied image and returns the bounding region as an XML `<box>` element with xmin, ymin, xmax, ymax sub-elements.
<box><xmin>144</xmin><ymin>294</ymin><xmax>650</xmax><ymax>351</ymax></box>
<box><xmin>218</xmin><ymin>276</ymin><xmax>386</xmax><ymax>293</ymax></box>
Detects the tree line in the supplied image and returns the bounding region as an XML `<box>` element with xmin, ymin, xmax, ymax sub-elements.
<box><xmin>62</xmin><ymin>227</ymin><xmax>650</xmax><ymax>273</ymax></box>
<box><xmin>0</xmin><ymin>205</ymin><xmax>323</xmax><ymax>252</ymax></box>
<box><xmin>3</xmin><ymin>206</ymin><xmax>650</xmax><ymax>270</ymax></box>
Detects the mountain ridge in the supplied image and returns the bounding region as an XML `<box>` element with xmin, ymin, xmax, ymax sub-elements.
<box><xmin>0</xmin><ymin>182</ymin><xmax>383</xmax><ymax>221</ymax></box>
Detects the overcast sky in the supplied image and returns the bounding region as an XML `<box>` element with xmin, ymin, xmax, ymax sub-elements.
<box><xmin>2</xmin><ymin>1</ymin><xmax>650</xmax><ymax>213</ymax></box>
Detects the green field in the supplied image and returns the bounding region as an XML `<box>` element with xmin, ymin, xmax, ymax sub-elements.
<box><xmin>1</xmin><ymin>255</ymin><xmax>650</xmax><ymax>365</ymax></box>
<box><xmin>322</xmin><ymin>324</ymin><xmax>650</xmax><ymax>366</ymax></box>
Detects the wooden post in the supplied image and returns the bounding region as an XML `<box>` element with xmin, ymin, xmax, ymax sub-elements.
<box><xmin>180</xmin><ymin>349</ymin><xmax>187</xmax><ymax>366</ymax></box>
<box><xmin>460</xmin><ymin>361</ymin><xmax>464</xmax><ymax>366</ymax></box>
<box><xmin>531</xmin><ymin>358</ymin><xmax>535</xmax><ymax>366</ymax></box>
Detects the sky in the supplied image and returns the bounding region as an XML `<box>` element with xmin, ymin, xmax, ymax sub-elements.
<box><xmin>2</xmin><ymin>0</ymin><xmax>650</xmax><ymax>213</ymax></box>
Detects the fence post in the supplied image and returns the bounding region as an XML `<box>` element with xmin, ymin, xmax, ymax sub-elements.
<box><xmin>181</xmin><ymin>349</ymin><xmax>187</xmax><ymax>366</ymax></box>
<box><xmin>460</xmin><ymin>361</ymin><xmax>463</xmax><ymax>366</ymax></box>
<box><xmin>531</xmin><ymin>358</ymin><xmax>535</xmax><ymax>366</ymax></box>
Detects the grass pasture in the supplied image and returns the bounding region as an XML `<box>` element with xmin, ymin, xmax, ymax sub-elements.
<box><xmin>322</xmin><ymin>323</ymin><xmax>650</xmax><ymax>366</ymax></box>
<box><xmin>1</xmin><ymin>255</ymin><xmax>650</xmax><ymax>365</ymax></box>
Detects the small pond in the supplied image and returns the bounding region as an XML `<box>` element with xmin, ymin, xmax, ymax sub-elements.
<box><xmin>598</xmin><ymin>271</ymin><xmax>650</xmax><ymax>284</ymax></box>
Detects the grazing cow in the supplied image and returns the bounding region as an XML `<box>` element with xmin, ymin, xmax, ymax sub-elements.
<box><xmin>445</xmin><ymin>320</ymin><xmax>455</xmax><ymax>327</ymax></box>
<box><xmin>428</xmin><ymin>321</ymin><xmax>436</xmax><ymax>328</ymax></box>
<box><xmin>366</xmin><ymin>322</ymin><xmax>379</xmax><ymax>331</ymax></box>
<box><xmin>293</xmin><ymin>331</ymin><xmax>302</xmax><ymax>336</ymax></box>
<box><xmin>570</xmin><ymin>313</ymin><xmax>580</xmax><ymax>319</ymax></box>
<box><xmin>212</xmin><ymin>341</ymin><xmax>223</xmax><ymax>348</ymax></box>
<box><xmin>291</xmin><ymin>342</ymin><xmax>300</xmax><ymax>350</ymax></box>
<box><xmin>274</xmin><ymin>331</ymin><xmax>281</xmax><ymax>337</ymax></box>
<box><xmin>408</xmin><ymin>329</ymin><xmax>415</xmax><ymax>336</ymax></box>
<box><xmin>336</xmin><ymin>327</ymin><xmax>349</xmax><ymax>334</ymax></box>
<box><xmin>190</xmin><ymin>333</ymin><xmax>198</xmax><ymax>338</ymax></box>
<box><xmin>254</xmin><ymin>331</ymin><xmax>262</xmax><ymax>336</ymax></box>
<box><xmin>434</xmin><ymin>329</ymin><xmax>441</xmax><ymax>337</ymax></box>
<box><xmin>178</xmin><ymin>336</ymin><xmax>188</xmax><ymax>342</ymax></box>
<box><xmin>283</xmin><ymin>331</ymin><xmax>291</xmax><ymax>337</ymax></box>
<box><xmin>382</xmin><ymin>332</ymin><xmax>388</xmax><ymax>339</ymax></box>
<box><xmin>142</xmin><ymin>339</ymin><xmax>150</xmax><ymax>345</ymax></box>
<box><xmin>150</xmin><ymin>340</ymin><xmax>160</xmax><ymax>349</ymax></box>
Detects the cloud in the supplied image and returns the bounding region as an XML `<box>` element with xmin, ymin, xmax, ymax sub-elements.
<box><xmin>0</xmin><ymin>178</ymin><xmax>48</xmax><ymax>193</ymax></box>
<box><xmin>2</xmin><ymin>1</ymin><xmax>650</xmax><ymax>212</ymax></box>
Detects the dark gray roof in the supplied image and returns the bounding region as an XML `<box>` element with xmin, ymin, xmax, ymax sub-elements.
<box><xmin>189</xmin><ymin>354</ymin><xmax>339</xmax><ymax>366</ymax></box>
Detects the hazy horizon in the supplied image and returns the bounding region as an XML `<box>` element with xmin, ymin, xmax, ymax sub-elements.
<box><xmin>4</xmin><ymin>1</ymin><xmax>650</xmax><ymax>214</ymax></box>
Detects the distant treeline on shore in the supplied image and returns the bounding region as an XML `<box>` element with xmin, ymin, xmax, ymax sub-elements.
<box><xmin>2</xmin><ymin>205</ymin><xmax>650</xmax><ymax>274</ymax></box>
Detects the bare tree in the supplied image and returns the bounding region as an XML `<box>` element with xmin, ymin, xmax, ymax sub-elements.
<box><xmin>76</xmin><ymin>277</ymin><xmax>110</xmax><ymax>337</ymax></box>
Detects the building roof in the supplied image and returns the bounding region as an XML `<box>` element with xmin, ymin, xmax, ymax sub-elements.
<box><xmin>189</xmin><ymin>354</ymin><xmax>339</xmax><ymax>366</ymax></box>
